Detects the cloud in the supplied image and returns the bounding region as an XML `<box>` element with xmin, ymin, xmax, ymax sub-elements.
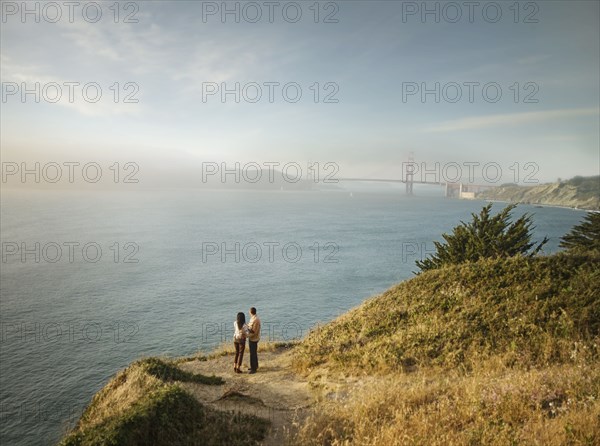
<box><xmin>58</xmin><ymin>21</ymin><xmax>122</xmax><ymax>62</ymax></box>
<box><xmin>427</xmin><ymin>108</ymin><xmax>600</xmax><ymax>132</ymax></box>
<box><xmin>1</xmin><ymin>54</ymin><xmax>143</xmax><ymax>117</ymax></box>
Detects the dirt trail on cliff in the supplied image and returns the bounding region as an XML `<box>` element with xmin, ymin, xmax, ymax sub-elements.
<box><xmin>179</xmin><ymin>346</ymin><xmax>317</xmax><ymax>445</ymax></box>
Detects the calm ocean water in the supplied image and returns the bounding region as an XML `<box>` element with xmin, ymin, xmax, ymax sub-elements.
<box><xmin>0</xmin><ymin>187</ymin><xmax>588</xmax><ymax>445</ymax></box>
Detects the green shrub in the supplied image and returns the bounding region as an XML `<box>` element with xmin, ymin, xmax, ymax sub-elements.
<box><xmin>416</xmin><ymin>204</ymin><xmax>548</xmax><ymax>272</ymax></box>
<box><xmin>560</xmin><ymin>211</ymin><xmax>600</xmax><ymax>252</ymax></box>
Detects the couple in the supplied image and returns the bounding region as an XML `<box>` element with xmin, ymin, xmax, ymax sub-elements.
<box><xmin>233</xmin><ymin>307</ymin><xmax>261</xmax><ymax>374</ymax></box>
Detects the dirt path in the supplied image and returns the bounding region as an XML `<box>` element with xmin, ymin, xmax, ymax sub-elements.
<box><xmin>178</xmin><ymin>346</ymin><xmax>316</xmax><ymax>445</ymax></box>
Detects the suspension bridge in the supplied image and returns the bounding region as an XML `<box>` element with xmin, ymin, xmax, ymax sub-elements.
<box><xmin>322</xmin><ymin>157</ymin><xmax>495</xmax><ymax>198</ymax></box>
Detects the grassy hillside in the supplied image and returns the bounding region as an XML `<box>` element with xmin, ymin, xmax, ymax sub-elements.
<box><xmin>293</xmin><ymin>252</ymin><xmax>599</xmax><ymax>373</ymax></box>
<box><xmin>59</xmin><ymin>358</ymin><xmax>268</xmax><ymax>446</ymax></box>
<box><xmin>291</xmin><ymin>251</ymin><xmax>600</xmax><ymax>445</ymax></box>
<box><xmin>477</xmin><ymin>175</ymin><xmax>600</xmax><ymax>210</ymax></box>
<box><xmin>60</xmin><ymin>250</ymin><xmax>599</xmax><ymax>445</ymax></box>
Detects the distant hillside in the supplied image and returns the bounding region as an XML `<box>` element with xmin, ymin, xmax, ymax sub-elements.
<box><xmin>477</xmin><ymin>176</ymin><xmax>600</xmax><ymax>210</ymax></box>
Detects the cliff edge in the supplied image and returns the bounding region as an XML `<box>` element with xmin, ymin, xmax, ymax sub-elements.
<box><xmin>60</xmin><ymin>251</ymin><xmax>600</xmax><ymax>445</ymax></box>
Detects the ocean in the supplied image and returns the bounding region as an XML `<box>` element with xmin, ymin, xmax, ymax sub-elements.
<box><xmin>0</xmin><ymin>187</ymin><xmax>588</xmax><ymax>445</ymax></box>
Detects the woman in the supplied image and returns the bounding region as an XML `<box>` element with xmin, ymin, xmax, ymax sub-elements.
<box><xmin>233</xmin><ymin>312</ymin><xmax>249</xmax><ymax>373</ymax></box>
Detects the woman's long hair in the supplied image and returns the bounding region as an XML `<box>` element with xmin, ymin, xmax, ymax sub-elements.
<box><xmin>236</xmin><ymin>312</ymin><xmax>246</xmax><ymax>330</ymax></box>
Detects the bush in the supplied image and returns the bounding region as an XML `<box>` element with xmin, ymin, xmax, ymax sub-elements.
<box><xmin>560</xmin><ymin>212</ymin><xmax>600</xmax><ymax>252</ymax></box>
<box><xmin>416</xmin><ymin>203</ymin><xmax>548</xmax><ymax>272</ymax></box>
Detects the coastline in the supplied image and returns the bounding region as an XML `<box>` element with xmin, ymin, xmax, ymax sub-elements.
<box><xmin>4</xmin><ymin>194</ymin><xmax>593</xmax><ymax>445</ymax></box>
<box><xmin>481</xmin><ymin>198</ymin><xmax>595</xmax><ymax>212</ymax></box>
<box><xmin>475</xmin><ymin>176</ymin><xmax>599</xmax><ymax>212</ymax></box>
<box><xmin>56</xmin><ymin>250</ymin><xmax>600</xmax><ymax>446</ymax></box>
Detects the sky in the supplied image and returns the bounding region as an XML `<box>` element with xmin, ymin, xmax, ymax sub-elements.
<box><xmin>1</xmin><ymin>0</ymin><xmax>599</xmax><ymax>187</ymax></box>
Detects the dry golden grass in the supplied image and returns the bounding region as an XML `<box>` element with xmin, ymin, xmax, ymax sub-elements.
<box><xmin>289</xmin><ymin>252</ymin><xmax>600</xmax><ymax>445</ymax></box>
<box><xmin>76</xmin><ymin>361</ymin><xmax>164</xmax><ymax>429</ymax></box>
<box><xmin>293</xmin><ymin>253</ymin><xmax>600</xmax><ymax>375</ymax></box>
<box><xmin>292</xmin><ymin>359</ymin><xmax>600</xmax><ymax>446</ymax></box>
<box><xmin>60</xmin><ymin>358</ymin><xmax>269</xmax><ymax>445</ymax></box>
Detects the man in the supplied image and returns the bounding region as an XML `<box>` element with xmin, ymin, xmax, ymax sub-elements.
<box><xmin>247</xmin><ymin>307</ymin><xmax>261</xmax><ymax>374</ymax></box>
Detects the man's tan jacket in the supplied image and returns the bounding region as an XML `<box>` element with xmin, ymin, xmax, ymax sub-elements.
<box><xmin>248</xmin><ymin>315</ymin><xmax>261</xmax><ymax>342</ymax></box>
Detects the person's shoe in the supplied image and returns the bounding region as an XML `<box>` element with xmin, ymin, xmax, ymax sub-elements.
<box><xmin>248</xmin><ymin>370</ymin><xmax>256</xmax><ymax>374</ymax></box>
<box><xmin>236</xmin><ymin>369</ymin><xmax>243</xmax><ymax>374</ymax></box>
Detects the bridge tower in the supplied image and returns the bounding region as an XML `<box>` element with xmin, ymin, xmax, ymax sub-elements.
<box><xmin>405</xmin><ymin>153</ymin><xmax>414</xmax><ymax>195</ymax></box>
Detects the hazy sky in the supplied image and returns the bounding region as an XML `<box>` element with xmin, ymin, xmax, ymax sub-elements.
<box><xmin>1</xmin><ymin>0</ymin><xmax>599</xmax><ymax>185</ymax></box>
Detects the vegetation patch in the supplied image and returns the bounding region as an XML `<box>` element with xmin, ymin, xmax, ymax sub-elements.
<box><xmin>560</xmin><ymin>211</ymin><xmax>600</xmax><ymax>252</ymax></box>
<box><xmin>293</xmin><ymin>251</ymin><xmax>599</xmax><ymax>373</ymax></box>
<box><xmin>138</xmin><ymin>357</ymin><xmax>224</xmax><ymax>385</ymax></box>
<box><xmin>291</xmin><ymin>362</ymin><xmax>600</xmax><ymax>446</ymax></box>
<box><xmin>290</xmin><ymin>206</ymin><xmax>599</xmax><ymax>445</ymax></box>
<box><xmin>59</xmin><ymin>359</ymin><xmax>267</xmax><ymax>446</ymax></box>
